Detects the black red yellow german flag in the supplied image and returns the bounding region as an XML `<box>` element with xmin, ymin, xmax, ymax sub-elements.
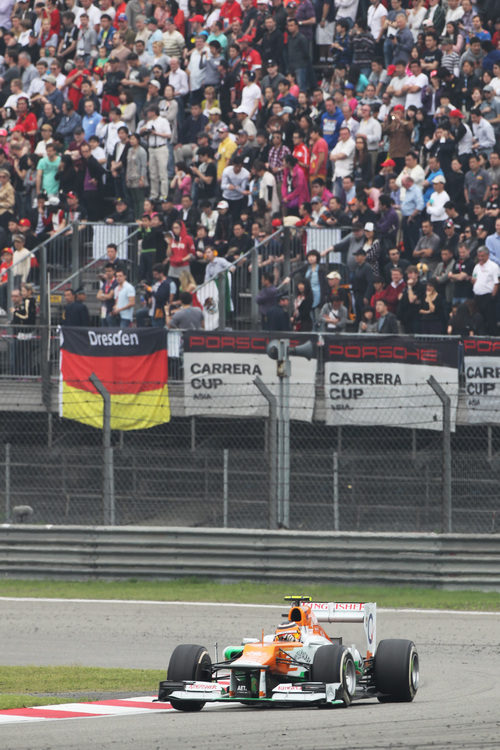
<box><xmin>59</xmin><ymin>328</ymin><xmax>170</xmax><ymax>430</ymax></box>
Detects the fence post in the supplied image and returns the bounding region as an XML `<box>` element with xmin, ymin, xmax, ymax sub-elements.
<box><xmin>190</xmin><ymin>416</ymin><xmax>196</xmax><ymax>452</ymax></box>
<box><xmin>282</xmin><ymin>353</ymin><xmax>290</xmax><ymax>529</ymax></box>
<box><xmin>333</xmin><ymin>451</ymin><xmax>339</xmax><ymax>531</ymax></box>
<box><xmin>223</xmin><ymin>448</ymin><xmax>229</xmax><ymax>528</ymax></box>
<box><xmin>283</xmin><ymin>227</ymin><xmax>291</xmax><ymax>283</ymax></box>
<box><xmin>427</xmin><ymin>375</ymin><xmax>452</xmax><ymax>533</ymax></box>
<box><xmin>217</xmin><ymin>273</ymin><xmax>227</xmax><ymax>329</ymax></box>
<box><xmin>254</xmin><ymin>376</ymin><xmax>278</xmax><ymax>529</ymax></box>
<box><xmin>5</xmin><ymin>443</ymin><xmax>11</xmax><ymax>523</ymax></box>
<box><xmin>89</xmin><ymin>373</ymin><xmax>115</xmax><ymax>525</ymax></box>
<box><xmin>71</xmin><ymin>222</ymin><xmax>80</xmax><ymax>288</ymax></box>
<box><xmin>250</xmin><ymin>245</ymin><xmax>259</xmax><ymax>329</ymax></box>
<box><xmin>39</xmin><ymin>245</ymin><xmax>51</xmax><ymax>411</ymax></box>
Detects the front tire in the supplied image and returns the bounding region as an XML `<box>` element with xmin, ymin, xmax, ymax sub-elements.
<box><xmin>167</xmin><ymin>644</ymin><xmax>212</xmax><ymax>711</ymax></box>
<box><xmin>374</xmin><ymin>639</ymin><xmax>419</xmax><ymax>703</ymax></box>
<box><xmin>311</xmin><ymin>644</ymin><xmax>356</xmax><ymax>706</ymax></box>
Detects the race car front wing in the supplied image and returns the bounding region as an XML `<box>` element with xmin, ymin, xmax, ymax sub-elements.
<box><xmin>158</xmin><ymin>679</ymin><xmax>349</xmax><ymax>706</ymax></box>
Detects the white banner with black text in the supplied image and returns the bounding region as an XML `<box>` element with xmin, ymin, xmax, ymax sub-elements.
<box><xmin>323</xmin><ymin>335</ymin><xmax>459</xmax><ymax>430</ymax></box>
<box><xmin>183</xmin><ymin>331</ymin><xmax>317</xmax><ymax>421</ymax></box>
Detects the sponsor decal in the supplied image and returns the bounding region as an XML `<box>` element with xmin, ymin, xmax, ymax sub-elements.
<box><xmin>293</xmin><ymin>649</ymin><xmax>312</xmax><ymax>664</ymax></box>
<box><xmin>186</xmin><ymin>682</ymin><xmax>221</xmax><ymax>692</ymax></box>
<box><xmin>273</xmin><ymin>684</ymin><xmax>303</xmax><ymax>692</ymax></box>
<box><xmin>366</xmin><ymin>613</ymin><xmax>374</xmax><ymax>645</ymax></box>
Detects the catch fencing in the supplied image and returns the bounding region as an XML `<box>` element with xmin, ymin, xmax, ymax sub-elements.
<box><xmin>1</xmin><ymin>371</ymin><xmax>500</xmax><ymax>534</ymax></box>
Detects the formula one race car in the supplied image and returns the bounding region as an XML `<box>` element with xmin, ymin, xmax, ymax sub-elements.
<box><xmin>158</xmin><ymin>595</ymin><xmax>419</xmax><ymax>710</ymax></box>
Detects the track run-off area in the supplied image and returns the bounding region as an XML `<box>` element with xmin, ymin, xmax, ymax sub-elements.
<box><xmin>0</xmin><ymin>598</ymin><xmax>499</xmax><ymax>749</ymax></box>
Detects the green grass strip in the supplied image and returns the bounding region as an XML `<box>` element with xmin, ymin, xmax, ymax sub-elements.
<box><xmin>0</xmin><ymin>666</ymin><xmax>165</xmax><ymax>710</ymax></box>
<box><xmin>0</xmin><ymin>666</ymin><xmax>164</xmax><ymax>694</ymax></box>
<box><xmin>0</xmin><ymin>578</ymin><xmax>499</xmax><ymax>610</ymax></box>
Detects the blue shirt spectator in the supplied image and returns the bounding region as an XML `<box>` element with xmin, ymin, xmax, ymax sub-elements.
<box><xmin>320</xmin><ymin>101</ymin><xmax>343</xmax><ymax>149</ymax></box>
<box><xmin>401</xmin><ymin>182</ymin><xmax>424</xmax><ymax>217</ymax></box>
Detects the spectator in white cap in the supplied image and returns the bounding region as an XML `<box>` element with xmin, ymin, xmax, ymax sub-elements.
<box><xmin>426</xmin><ymin>174</ymin><xmax>450</xmax><ymax>236</ymax></box>
<box><xmin>207</xmin><ymin>106</ymin><xmax>225</xmax><ymax>149</ymax></box>
<box><xmin>329</xmin><ymin>125</ymin><xmax>355</xmax><ymax>198</ymax></box>
<box><xmin>233</xmin><ymin>105</ymin><xmax>257</xmax><ymax>140</ymax></box>
<box><xmin>362</xmin><ymin>220</ymin><xmax>383</xmax><ymax>276</ymax></box>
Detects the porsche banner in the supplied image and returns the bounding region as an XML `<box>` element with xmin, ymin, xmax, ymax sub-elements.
<box><xmin>323</xmin><ymin>335</ymin><xmax>459</xmax><ymax>430</ymax></box>
<box><xmin>183</xmin><ymin>332</ymin><xmax>316</xmax><ymax>421</ymax></box>
<box><xmin>460</xmin><ymin>338</ymin><xmax>500</xmax><ymax>424</ymax></box>
<box><xmin>59</xmin><ymin>328</ymin><xmax>170</xmax><ymax>430</ymax></box>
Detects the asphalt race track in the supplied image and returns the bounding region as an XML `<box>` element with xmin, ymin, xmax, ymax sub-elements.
<box><xmin>1</xmin><ymin>598</ymin><xmax>499</xmax><ymax>749</ymax></box>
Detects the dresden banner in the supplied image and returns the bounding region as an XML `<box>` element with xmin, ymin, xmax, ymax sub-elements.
<box><xmin>59</xmin><ymin>327</ymin><xmax>170</xmax><ymax>430</ymax></box>
<box><xmin>461</xmin><ymin>338</ymin><xmax>500</xmax><ymax>424</ymax></box>
<box><xmin>183</xmin><ymin>331</ymin><xmax>316</xmax><ymax>421</ymax></box>
<box><xmin>323</xmin><ymin>335</ymin><xmax>459</xmax><ymax>430</ymax></box>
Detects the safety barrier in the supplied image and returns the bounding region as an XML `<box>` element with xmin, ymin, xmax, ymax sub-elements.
<box><xmin>0</xmin><ymin>526</ymin><xmax>499</xmax><ymax>590</ymax></box>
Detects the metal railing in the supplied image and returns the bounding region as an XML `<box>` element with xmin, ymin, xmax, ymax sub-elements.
<box><xmin>193</xmin><ymin>227</ymin><xmax>353</xmax><ymax>331</ymax></box>
<box><xmin>6</xmin><ymin>222</ymin><xmax>141</xmax><ymax>298</ymax></box>
<box><xmin>51</xmin><ymin>223</ymin><xmax>141</xmax><ymax>293</ymax></box>
<box><xmin>1</xmin><ymin>525</ymin><xmax>499</xmax><ymax>588</ymax></box>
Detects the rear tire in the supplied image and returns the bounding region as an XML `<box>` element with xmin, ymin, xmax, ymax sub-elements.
<box><xmin>374</xmin><ymin>639</ymin><xmax>419</xmax><ymax>703</ymax></box>
<box><xmin>167</xmin><ymin>644</ymin><xmax>212</xmax><ymax>711</ymax></box>
<box><xmin>311</xmin><ymin>644</ymin><xmax>356</xmax><ymax>706</ymax></box>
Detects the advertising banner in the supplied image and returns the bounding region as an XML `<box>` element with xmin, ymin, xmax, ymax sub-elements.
<box><xmin>183</xmin><ymin>331</ymin><xmax>316</xmax><ymax>421</ymax></box>
<box><xmin>461</xmin><ymin>338</ymin><xmax>500</xmax><ymax>424</ymax></box>
<box><xmin>323</xmin><ymin>335</ymin><xmax>459</xmax><ymax>430</ymax></box>
<box><xmin>59</xmin><ymin>327</ymin><xmax>170</xmax><ymax>430</ymax></box>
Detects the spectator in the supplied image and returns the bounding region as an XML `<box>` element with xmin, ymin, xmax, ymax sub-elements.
<box><xmin>401</xmin><ymin>175</ymin><xmax>424</xmax><ymax>254</ymax></box>
<box><xmin>449</xmin><ymin>243</ymin><xmax>474</xmax><ymax>305</ymax></box>
<box><xmin>97</xmin><ymin>263</ymin><xmax>118</xmax><ymax>326</ymax></box>
<box><xmin>291</xmin><ymin>277</ymin><xmax>313</xmax><ymax>331</ymax></box>
<box><xmin>418</xmin><ymin>278</ymin><xmax>447</xmax><ymax>333</ymax></box>
<box><xmin>265</xmin><ymin>292</ymin><xmax>291</xmax><ymax>332</ymax></box>
<box><xmin>320</xmin><ymin>293</ymin><xmax>348</xmax><ymax>332</ymax></box>
<box><xmin>61</xmin><ymin>287</ymin><xmax>90</xmax><ymax>326</ymax></box>
<box><xmin>166</xmin><ymin>290</ymin><xmax>204</xmax><ymax>329</ymax></box>
<box><xmin>381</xmin><ymin>266</ymin><xmax>406</xmax><ymax>313</ymax></box>
<box><xmin>397</xmin><ymin>264</ymin><xmax>425</xmax><ymax>333</ymax></box>
<box><xmin>352</xmin><ymin>248</ymin><xmax>375</xmax><ymax>323</ymax></box>
<box><xmin>256</xmin><ymin>273</ymin><xmax>279</xmax><ymax>326</ymax></box>
<box><xmin>111</xmin><ymin>268</ymin><xmax>136</xmax><ymax>328</ymax></box>
<box><xmin>472</xmin><ymin>246</ymin><xmax>500</xmax><ymax>336</ymax></box>
<box><xmin>426</xmin><ymin>174</ymin><xmax>450</xmax><ymax>236</ymax></box>
<box><xmin>432</xmin><ymin>247</ymin><xmax>455</xmax><ymax>304</ymax></box>
<box><xmin>0</xmin><ymin>170</ymin><xmax>16</xmax><ymax>230</ymax></box>
<box><xmin>375</xmin><ymin>297</ymin><xmax>398</xmax><ymax>332</ymax></box>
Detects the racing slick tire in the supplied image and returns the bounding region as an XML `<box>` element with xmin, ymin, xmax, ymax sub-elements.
<box><xmin>167</xmin><ymin>644</ymin><xmax>212</xmax><ymax>712</ymax></box>
<box><xmin>311</xmin><ymin>644</ymin><xmax>356</xmax><ymax>706</ymax></box>
<box><xmin>374</xmin><ymin>639</ymin><xmax>419</xmax><ymax>703</ymax></box>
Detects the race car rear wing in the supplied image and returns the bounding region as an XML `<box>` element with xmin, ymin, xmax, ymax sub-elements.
<box><xmin>309</xmin><ymin>602</ymin><xmax>377</xmax><ymax>656</ymax></box>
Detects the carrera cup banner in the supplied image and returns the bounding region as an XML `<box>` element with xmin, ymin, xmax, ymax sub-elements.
<box><xmin>183</xmin><ymin>331</ymin><xmax>317</xmax><ymax>421</ymax></box>
<box><xmin>460</xmin><ymin>338</ymin><xmax>500</xmax><ymax>424</ymax></box>
<box><xmin>323</xmin><ymin>335</ymin><xmax>459</xmax><ymax>430</ymax></box>
<box><xmin>59</xmin><ymin>327</ymin><xmax>170</xmax><ymax>430</ymax></box>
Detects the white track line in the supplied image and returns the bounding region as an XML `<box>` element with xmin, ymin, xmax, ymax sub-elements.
<box><xmin>0</xmin><ymin>597</ymin><xmax>499</xmax><ymax>616</ymax></box>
